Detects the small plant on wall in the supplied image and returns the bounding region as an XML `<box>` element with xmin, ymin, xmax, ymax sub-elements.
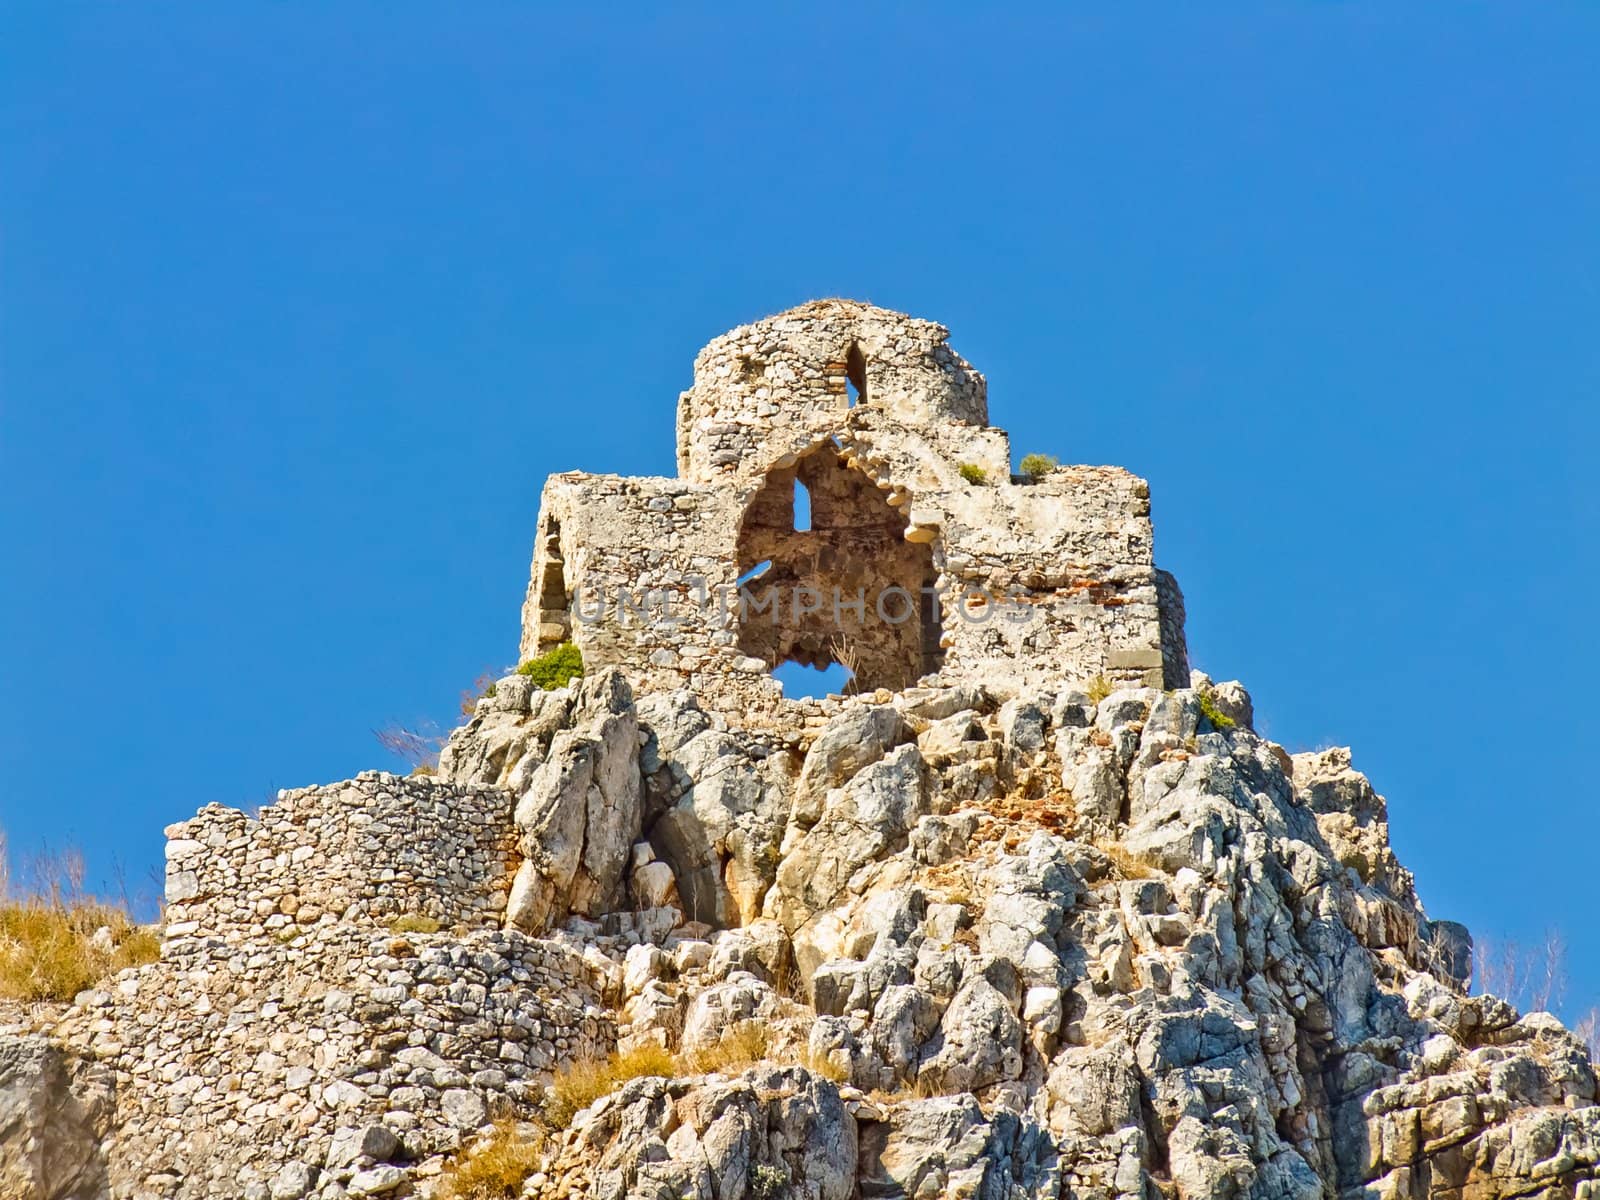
<box><xmin>1019</xmin><ymin>453</ymin><xmax>1058</xmax><ymax>482</ymax></box>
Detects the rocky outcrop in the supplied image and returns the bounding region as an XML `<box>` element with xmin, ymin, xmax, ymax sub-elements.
<box><xmin>505</xmin><ymin>670</ymin><xmax>644</xmax><ymax>934</ymax></box>
<box><xmin>8</xmin><ymin>670</ymin><xmax>1598</xmax><ymax>1200</ymax></box>
<box><xmin>636</xmin><ymin>690</ymin><xmax>794</xmax><ymax>929</ymax></box>
<box><xmin>509</xmin><ymin>675</ymin><xmax>1600</xmax><ymax>1200</ymax></box>
<box><xmin>541</xmin><ymin>1067</ymin><xmax>857</xmax><ymax>1200</ymax></box>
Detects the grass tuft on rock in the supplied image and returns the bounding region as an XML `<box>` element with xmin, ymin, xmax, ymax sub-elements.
<box><xmin>1197</xmin><ymin>689</ymin><xmax>1236</xmax><ymax>730</ymax></box>
<box><xmin>677</xmin><ymin>1021</ymin><xmax>769</xmax><ymax>1075</ymax></box>
<box><xmin>434</xmin><ymin>1119</ymin><xmax>544</xmax><ymax>1200</ymax></box>
<box><xmin>544</xmin><ymin>1043</ymin><xmax>676</xmax><ymax>1128</ymax></box>
<box><xmin>1085</xmin><ymin>674</ymin><xmax>1114</xmax><ymax>705</ymax></box>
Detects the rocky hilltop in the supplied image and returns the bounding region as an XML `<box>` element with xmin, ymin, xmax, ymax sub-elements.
<box><xmin>4</xmin><ymin>303</ymin><xmax>1596</xmax><ymax>1200</ymax></box>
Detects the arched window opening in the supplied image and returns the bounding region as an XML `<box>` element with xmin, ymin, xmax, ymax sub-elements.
<box><xmin>733</xmin><ymin>444</ymin><xmax>941</xmax><ymax>694</ymax></box>
<box><xmin>845</xmin><ymin>342</ymin><xmax>867</xmax><ymax>407</ymax></box>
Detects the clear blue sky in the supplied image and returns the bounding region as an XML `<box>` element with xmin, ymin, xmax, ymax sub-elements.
<box><xmin>2</xmin><ymin>7</ymin><xmax>1595</xmax><ymax>1008</ymax></box>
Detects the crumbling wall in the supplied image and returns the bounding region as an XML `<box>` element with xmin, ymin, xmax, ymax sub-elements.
<box><xmin>1155</xmin><ymin>568</ymin><xmax>1190</xmax><ymax>689</ymax></box>
<box><xmin>676</xmin><ymin>299</ymin><xmax>995</xmax><ymax>485</ymax></box>
<box><xmin>518</xmin><ymin>300</ymin><xmax>1189</xmax><ymax>719</ymax></box>
<box><xmin>57</xmin><ymin>927</ymin><xmax>612</xmax><ymax>1198</ymax></box>
<box><xmin>929</xmin><ymin>465</ymin><xmax>1175</xmax><ymax>694</ymax></box>
<box><xmin>163</xmin><ymin>773</ymin><xmax>517</xmax><ymax>943</ymax></box>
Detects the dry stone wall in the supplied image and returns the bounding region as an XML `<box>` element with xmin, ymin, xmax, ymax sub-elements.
<box><xmin>163</xmin><ymin>774</ymin><xmax>517</xmax><ymax>944</ymax></box>
<box><xmin>53</xmin><ymin>927</ymin><xmax>612</xmax><ymax>1199</ymax></box>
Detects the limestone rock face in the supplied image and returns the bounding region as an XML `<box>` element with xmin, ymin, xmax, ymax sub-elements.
<box><xmin>540</xmin><ymin>1068</ymin><xmax>858</xmax><ymax>1200</ymax></box>
<box><xmin>506</xmin><ymin>668</ymin><xmax>643</xmax><ymax>933</ymax></box>
<box><xmin>12</xmin><ymin>671</ymin><xmax>1600</xmax><ymax>1200</ymax></box>
<box><xmin>636</xmin><ymin>690</ymin><xmax>794</xmax><ymax>928</ymax></box>
<box><xmin>0</xmin><ymin>1036</ymin><xmax>110</xmax><ymax>1200</ymax></box>
<box><xmin>513</xmin><ymin>679</ymin><xmax>1600</xmax><ymax>1199</ymax></box>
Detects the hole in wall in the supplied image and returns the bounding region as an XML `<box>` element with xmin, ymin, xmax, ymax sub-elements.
<box><xmin>736</xmin><ymin>560</ymin><xmax>772</xmax><ymax>587</ymax></box>
<box><xmin>773</xmin><ymin>659</ymin><xmax>854</xmax><ymax>699</ymax></box>
<box><xmin>793</xmin><ymin>480</ymin><xmax>812</xmax><ymax>531</ymax></box>
<box><xmin>845</xmin><ymin>342</ymin><xmax>867</xmax><ymax>407</ymax></box>
<box><xmin>733</xmin><ymin>443</ymin><xmax>942</xmax><ymax>694</ymax></box>
<box><xmin>534</xmin><ymin>516</ymin><xmax>571</xmax><ymax>652</ymax></box>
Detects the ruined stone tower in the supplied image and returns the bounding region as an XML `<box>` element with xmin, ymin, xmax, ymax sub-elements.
<box><xmin>19</xmin><ymin>301</ymin><xmax>1600</xmax><ymax>1200</ymax></box>
<box><xmin>521</xmin><ymin>300</ymin><xmax>1188</xmax><ymax>716</ymax></box>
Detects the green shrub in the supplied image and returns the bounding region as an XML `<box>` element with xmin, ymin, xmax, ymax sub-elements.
<box><xmin>1197</xmin><ymin>689</ymin><xmax>1236</xmax><ymax>731</ymax></box>
<box><xmin>516</xmin><ymin>643</ymin><xmax>584</xmax><ymax>691</ymax></box>
<box><xmin>958</xmin><ymin>463</ymin><xmax>988</xmax><ymax>485</ymax></box>
<box><xmin>1018</xmin><ymin>453</ymin><xmax>1058</xmax><ymax>482</ymax></box>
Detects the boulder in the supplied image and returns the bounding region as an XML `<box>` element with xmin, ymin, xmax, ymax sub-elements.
<box><xmin>505</xmin><ymin>668</ymin><xmax>642</xmax><ymax>933</ymax></box>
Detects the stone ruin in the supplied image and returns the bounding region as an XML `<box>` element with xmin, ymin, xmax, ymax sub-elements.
<box><xmin>521</xmin><ymin>300</ymin><xmax>1188</xmax><ymax>713</ymax></box>
<box><xmin>8</xmin><ymin>302</ymin><xmax>1600</xmax><ymax>1200</ymax></box>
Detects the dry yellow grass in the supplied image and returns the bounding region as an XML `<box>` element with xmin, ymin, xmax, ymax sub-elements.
<box><xmin>790</xmin><ymin>1046</ymin><xmax>851</xmax><ymax>1083</ymax></box>
<box><xmin>679</xmin><ymin>1021</ymin><xmax>852</xmax><ymax>1083</ymax></box>
<box><xmin>0</xmin><ymin>835</ymin><xmax>162</xmax><ymax>1002</ymax></box>
<box><xmin>0</xmin><ymin>900</ymin><xmax>160</xmax><ymax>1002</ymax></box>
<box><xmin>433</xmin><ymin>1119</ymin><xmax>544</xmax><ymax>1200</ymax></box>
<box><xmin>1096</xmin><ymin>841</ymin><xmax>1159</xmax><ymax>880</ymax></box>
<box><xmin>545</xmin><ymin>1023</ymin><xmax>856</xmax><ymax>1129</ymax></box>
<box><xmin>677</xmin><ymin>1020</ymin><xmax>769</xmax><ymax>1074</ymax></box>
<box><xmin>868</xmin><ymin>1072</ymin><xmax>943</xmax><ymax>1105</ymax></box>
<box><xmin>388</xmin><ymin>913</ymin><xmax>441</xmax><ymax>934</ymax></box>
<box><xmin>544</xmin><ymin>1043</ymin><xmax>676</xmax><ymax>1128</ymax></box>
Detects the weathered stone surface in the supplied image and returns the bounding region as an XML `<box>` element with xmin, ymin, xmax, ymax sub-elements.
<box><xmin>789</xmin><ymin>703</ymin><xmax>912</xmax><ymax>830</ymax></box>
<box><xmin>638</xmin><ymin>690</ymin><xmax>792</xmax><ymax>927</ymax></box>
<box><xmin>506</xmin><ymin>668</ymin><xmax>643</xmax><ymax>933</ymax></box>
<box><xmin>541</xmin><ymin>1068</ymin><xmax>857</xmax><ymax>1200</ymax></box>
<box><xmin>326</xmin><ymin>1124</ymin><xmax>400</xmax><ymax>1170</ymax></box>
<box><xmin>16</xmin><ymin>308</ymin><xmax>1599</xmax><ymax>1200</ymax></box>
<box><xmin>0</xmin><ymin>1035</ymin><xmax>109</xmax><ymax>1200</ymax></box>
<box><xmin>519</xmin><ymin>300</ymin><xmax>1190</xmax><ymax>718</ymax></box>
<box><xmin>772</xmin><ymin>743</ymin><xmax>929</xmax><ymax>938</ymax></box>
